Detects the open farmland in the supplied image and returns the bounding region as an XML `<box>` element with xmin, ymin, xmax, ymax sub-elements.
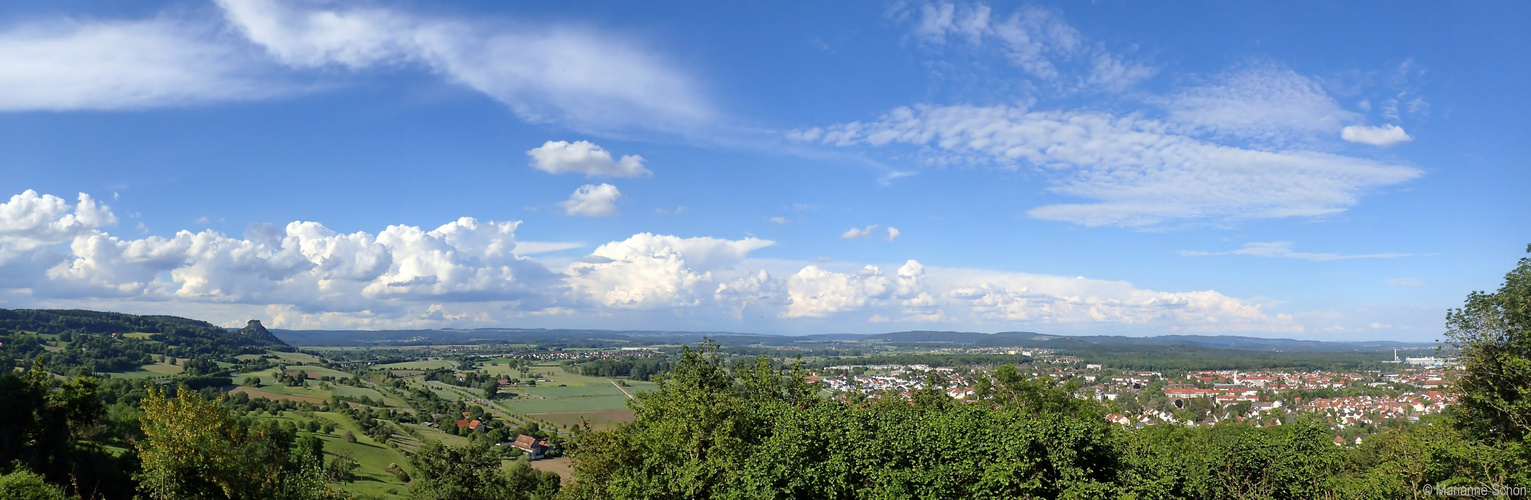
<box><xmin>270</xmin><ymin>350</ymin><xmax>324</xmax><ymax>364</ymax></box>
<box><xmin>101</xmin><ymin>358</ymin><xmax>186</xmax><ymax>379</ymax></box>
<box><xmin>376</xmin><ymin>359</ymin><xmax>456</xmax><ymax>370</ymax></box>
<box><xmin>534</xmin><ymin>409</ymin><xmax>635</xmax><ymax>430</ymax></box>
<box><xmin>503</xmin><ymin>396</ymin><xmax>631</xmax><ymax>414</ymax></box>
<box><xmin>279</xmin><ymin>364</ymin><xmax>352</xmax><ymax>379</ymax></box>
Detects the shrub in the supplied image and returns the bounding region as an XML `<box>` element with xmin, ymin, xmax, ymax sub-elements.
<box><xmin>0</xmin><ymin>470</ymin><xmax>69</xmax><ymax>500</ymax></box>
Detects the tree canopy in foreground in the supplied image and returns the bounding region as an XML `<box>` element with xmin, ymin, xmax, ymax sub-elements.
<box><xmin>561</xmin><ymin>247</ymin><xmax>1531</xmax><ymax>499</ymax></box>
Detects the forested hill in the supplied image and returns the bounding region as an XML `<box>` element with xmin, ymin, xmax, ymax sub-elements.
<box><xmin>0</xmin><ymin>308</ymin><xmax>288</xmax><ymax>352</ymax></box>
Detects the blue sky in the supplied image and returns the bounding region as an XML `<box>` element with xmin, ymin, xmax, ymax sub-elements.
<box><xmin>1</xmin><ymin>0</ymin><xmax>1526</xmax><ymax>340</ymax></box>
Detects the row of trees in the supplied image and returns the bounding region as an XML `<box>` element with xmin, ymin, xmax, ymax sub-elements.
<box><xmin>569</xmin><ymin>357</ymin><xmax>673</xmax><ymax>381</ymax></box>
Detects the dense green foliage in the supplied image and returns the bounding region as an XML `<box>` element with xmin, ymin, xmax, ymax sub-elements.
<box><xmin>406</xmin><ymin>441</ymin><xmax>560</xmax><ymax>500</ymax></box>
<box><xmin>0</xmin><ymin>360</ymin><xmax>136</xmax><ymax>499</ymax></box>
<box><xmin>564</xmin><ymin>340</ymin><xmax>1525</xmax><ymax>499</ymax></box>
<box><xmin>137</xmin><ymin>384</ymin><xmax>329</xmax><ymax>500</ymax></box>
<box><xmin>0</xmin><ymin>470</ymin><xmax>71</xmax><ymax>500</ymax></box>
<box><xmin>1444</xmin><ymin>244</ymin><xmax>1531</xmax><ymax>481</ymax></box>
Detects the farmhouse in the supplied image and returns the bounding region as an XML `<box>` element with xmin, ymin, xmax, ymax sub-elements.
<box><xmin>513</xmin><ymin>434</ymin><xmax>551</xmax><ymax>459</ymax></box>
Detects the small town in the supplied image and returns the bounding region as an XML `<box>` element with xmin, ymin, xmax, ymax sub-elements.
<box><xmin>810</xmin><ymin>351</ymin><xmax>1457</xmax><ymax>442</ymax></box>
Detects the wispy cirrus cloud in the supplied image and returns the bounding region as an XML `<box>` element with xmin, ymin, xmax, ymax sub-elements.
<box><xmin>1156</xmin><ymin>64</ymin><xmax>1357</xmax><ymax>145</ymax></box>
<box><xmin>214</xmin><ymin>0</ymin><xmax>710</xmax><ymax>134</ymax></box>
<box><xmin>895</xmin><ymin>1</ymin><xmax>1155</xmax><ymax>93</ymax></box>
<box><xmin>0</xmin><ymin>0</ymin><xmax>711</xmax><ymax>136</ymax></box>
<box><xmin>0</xmin><ymin>17</ymin><xmax>282</xmax><ymax>111</ymax></box>
<box><xmin>796</xmin><ymin>6</ymin><xmax>1421</xmax><ymax>229</ymax></box>
<box><xmin>1180</xmin><ymin>242</ymin><xmax>1415</xmax><ymax>262</ymax></box>
<box><xmin>793</xmin><ymin>104</ymin><xmax>1421</xmax><ymax>227</ymax></box>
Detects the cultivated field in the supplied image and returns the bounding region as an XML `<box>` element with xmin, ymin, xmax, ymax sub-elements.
<box><xmin>270</xmin><ymin>351</ymin><xmax>324</xmax><ymax>364</ymax></box>
<box><xmin>375</xmin><ymin>360</ymin><xmax>456</xmax><ymax>370</ymax></box>
<box><xmin>534</xmin><ymin>409</ymin><xmax>635</xmax><ymax>430</ymax></box>
<box><xmin>100</xmin><ymin>358</ymin><xmax>186</xmax><ymax>379</ymax></box>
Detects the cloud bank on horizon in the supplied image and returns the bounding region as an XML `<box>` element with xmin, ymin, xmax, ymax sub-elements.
<box><xmin>0</xmin><ymin>0</ymin><xmax>1511</xmax><ymax>340</ymax></box>
<box><xmin>2</xmin><ymin>189</ymin><xmax>1301</xmax><ymax>334</ymax></box>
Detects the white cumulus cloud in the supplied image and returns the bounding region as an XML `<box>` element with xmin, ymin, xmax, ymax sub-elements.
<box><xmin>526</xmin><ymin>140</ymin><xmax>651</xmax><ymax>177</ymax></box>
<box><xmin>1341</xmin><ymin>124</ymin><xmax>1413</xmax><ymax>146</ymax></box>
<box><xmin>714</xmin><ymin>270</ymin><xmax>785</xmax><ymax>318</ymax></box>
<box><xmin>0</xmin><ymin>189</ymin><xmax>1368</xmax><ymax>334</ymax></box>
<box><xmin>14</xmin><ymin>202</ymin><xmax>556</xmax><ymax>313</ymax></box>
<box><xmin>0</xmin><ymin>190</ymin><xmax>117</xmax><ymax>258</ymax></box>
<box><xmin>943</xmin><ymin>270</ymin><xmax>1298</xmax><ymax>332</ymax></box>
<box><xmin>567</xmin><ymin>233</ymin><xmax>773</xmax><ymax>309</ymax></box>
<box><xmin>560</xmin><ymin>184</ymin><xmax>623</xmax><ymax>217</ymax></box>
<box><xmin>784</xmin><ymin>265</ymin><xmax>894</xmax><ymax>318</ymax></box>
<box><xmin>885</xmin><ymin>227</ymin><xmax>901</xmax><ymax>242</ymax></box>
<box><xmin>841</xmin><ymin>225</ymin><xmax>878</xmax><ymax>239</ymax></box>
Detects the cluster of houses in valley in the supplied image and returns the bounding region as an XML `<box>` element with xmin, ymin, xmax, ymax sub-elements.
<box><xmin>416</xmin><ymin>411</ymin><xmax>557</xmax><ymax>459</ymax></box>
<box><xmin>808</xmin><ymin>355</ymin><xmax>1460</xmax><ymax>434</ymax></box>
<box><xmin>482</xmin><ymin>349</ymin><xmax>661</xmax><ymax>362</ymax></box>
<box><xmin>811</xmin><ymin>364</ymin><xmax>964</xmax><ymax>397</ymax></box>
<box><xmin>1293</xmin><ymin>392</ymin><xmax>1455</xmax><ymax>427</ymax></box>
<box><xmin>1093</xmin><ymin>366</ymin><xmax>1457</xmax><ymax>425</ymax></box>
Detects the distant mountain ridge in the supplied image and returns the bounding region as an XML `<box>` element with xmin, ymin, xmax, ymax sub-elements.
<box><xmin>272</xmin><ymin>326</ymin><xmax>1434</xmax><ymax>351</ymax></box>
<box><xmin>0</xmin><ymin>309</ymin><xmax>1424</xmax><ymax>352</ymax></box>
<box><xmin>0</xmin><ymin>309</ymin><xmax>289</xmax><ymax>352</ymax></box>
<box><xmin>233</xmin><ymin>319</ymin><xmax>285</xmax><ymax>346</ymax></box>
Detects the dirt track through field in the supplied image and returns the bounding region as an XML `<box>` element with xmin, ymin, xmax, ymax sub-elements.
<box><xmin>610</xmin><ymin>379</ymin><xmax>635</xmax><ymax>399</ymax></box>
